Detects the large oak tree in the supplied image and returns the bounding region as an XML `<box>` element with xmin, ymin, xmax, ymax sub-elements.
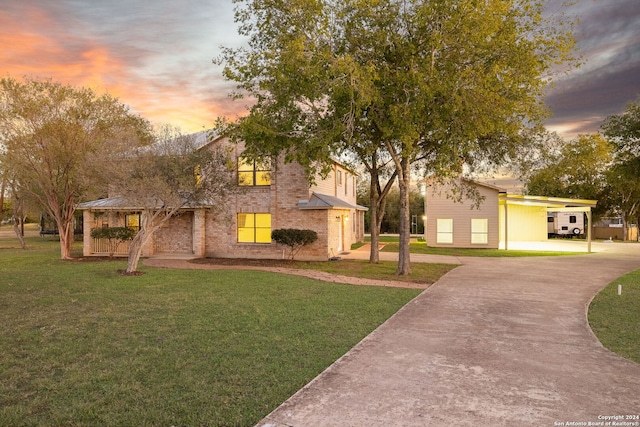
<box><xmin>218</xmin><ymin>0</ymin><xmax>577</xmax><ymax>273</ymax></box>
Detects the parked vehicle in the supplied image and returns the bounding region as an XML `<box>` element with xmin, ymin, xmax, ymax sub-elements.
<box><xmin>548</xmin><ymin>212</ymin><xmax>584</xmax><ymax>238</ymax></box>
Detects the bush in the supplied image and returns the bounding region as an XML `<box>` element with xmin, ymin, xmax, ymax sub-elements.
<box><xmin>90</xmin><ymin>227</ymin><xmax>137</xmax><ymax>257</ymax></box>
<box><xmin>271</xmin><ymin>228</ymin><xmax>318</xmax><ymax>260</ymax></box>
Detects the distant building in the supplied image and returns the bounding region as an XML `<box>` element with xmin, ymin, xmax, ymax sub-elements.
<box><xmin>423</xmin><ymin>178</ymin><xmax>597</xmax><ymax>251</ymax></box>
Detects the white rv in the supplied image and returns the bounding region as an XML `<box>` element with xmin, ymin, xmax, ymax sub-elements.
<box><xmin>547</xmin><ymin>212</ymin><xmax>584</xmax><ymax>237</ymax></box>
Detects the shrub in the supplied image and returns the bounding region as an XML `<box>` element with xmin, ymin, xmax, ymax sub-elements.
<box><xmin>90</xmin><ymin>227</ymin><xmax>137</xmax><ymax>257</ymax></box>
<box><xmin>271</xmin><ymin>228</ymin><xmax>318</xmax><ymax>260</ymax></box>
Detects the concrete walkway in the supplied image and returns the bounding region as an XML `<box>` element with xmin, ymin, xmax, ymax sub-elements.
<box><xmin>255</xmin><ymin>242</ymin><xmax>640</xmax><ymax>426</ymax></box>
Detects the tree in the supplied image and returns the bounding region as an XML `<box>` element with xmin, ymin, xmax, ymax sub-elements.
<box><xmin>218</xmin><ymin>0</ymin><xmax>577</xmax><ymax>274</ymax></box>
<box><xmin>602</xmin><ymin>158</ymin><xmax>640</xmax><ymax>241</ymax></box>
<box><xmin>601</xmin><ymin>96</ymin><xmax>640</xmax><ymax>240</ymax></box>
<box><xmin>525</xmin><ymin>134</ymin><xmax>613</xmax><ymax>202</ymax></box>
<box><xmin>602</xmin><ymin>97</ymin><xmax>640</xmax><ymax>159</ymax></box>
<box><xmin>0</xmin><ymin>77</ymin><xmax>152</xmax><ymax>259</ymax></box>
<box><xmin>351</xmin><ymin>149</ymin><xmax>398</xmax><ymax>262</ymax></box>
<box><xmin>271</xmin><ymin>228</ymin><xmax>319</xmax><ymax>260</ymax></box>
<box><xmin>107</xmin><ymin>127</ymin><xmax>238</xmax><ymax>273</ymax></box>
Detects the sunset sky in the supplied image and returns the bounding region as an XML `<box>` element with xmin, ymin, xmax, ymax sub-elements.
<box><xmin>1</xmin><ymin>0</ymin><xmax>639</xmax><ymax>138</ymax></box>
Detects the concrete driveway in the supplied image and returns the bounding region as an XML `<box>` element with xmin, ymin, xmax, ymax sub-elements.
<box><xmin>256</xmin><ymin>242</ymin><xmax>640</xmax><ymax>426</ymax></box>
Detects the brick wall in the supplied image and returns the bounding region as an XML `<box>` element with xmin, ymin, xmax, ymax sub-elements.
<box><xmin>154</xmin><ymin>212</ymin><xmax>194</xmax><ymax>253</ymax></box>
<box><xmin>201</xmin><ymin>138</ymin><xmax>348</xmax><ymax>260</ymax></box>
<box><xmin>80</xmin><ymin>137</ymin><xmax>366</xmax><ymax>260</ymax></box>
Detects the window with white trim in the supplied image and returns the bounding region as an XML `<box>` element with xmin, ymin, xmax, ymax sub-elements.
<box><xmin>436</xmin><ymin>218</ymin><xmax>453</xmax><ymax>244</ymax></box>
<box><xmin>471</xmin><ymin>218</ymin><xmax>488</xmax><ymax>244</ymax></box>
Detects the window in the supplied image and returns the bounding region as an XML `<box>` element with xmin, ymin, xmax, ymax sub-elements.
<box><xmin>237</xmin><ymin>213</ymin><xmax>272</xmax><ymax>243</ymax></box>
<box><xmin>238</xmin><ymin>158</ymin><xmax>271</xmax><ymax>186</ymax></box>
<box><xmin>471</xmin><ymin>218</ymin><xmax>488</xmax><ymax>244</ymax></box>
<box><xmin>345</xmin><ymin>173</ymin><xmax>348</xmax><ymax>195</ymax></box>
<box><xmin>436</xmin><ymin>219</ymin><xmax>453</xmax><ymax>244</ymax></box>
<box><xmin>126</xmin><ymin>213</ymin><xmax>141</xmax><ymax>232</ymax></box>
<box><xmin>337</xmin><ymin>170</ymin><xmax>342</xmax><ymax>186</ymax></box>
<box><xmin>94</xmin><ymin>213</ymin><xmax>108</xmax><ymax>228</ymax></box>
<box><xmin>569</xmin><ymin>215</ymin><xmax>577</xmax><ymax>223</ymax></box>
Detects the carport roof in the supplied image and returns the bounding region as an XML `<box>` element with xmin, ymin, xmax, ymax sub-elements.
<box><xmin>499</xmin><ymin>194</ymin><xmax>597</xmax><ymax>209</ymax></box>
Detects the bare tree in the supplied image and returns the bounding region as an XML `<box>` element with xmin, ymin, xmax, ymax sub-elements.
<box><xmin>106</xmin><ymin>126</ymin><xmax>239</xmax><ymax>273</ymax></box>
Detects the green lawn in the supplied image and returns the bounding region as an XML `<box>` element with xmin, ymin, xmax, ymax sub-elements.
<box><xmin>197</xmin><ymin>258</ymin><xmax>458</xmax><ymax>286</ymax></box>
<box><xmin>381</xmin><ymin>242</ymin><xmax>580</xmax><ymax>257</ymax></box>
<box><xmin>0</xmin><ymin>237</ymin><xmax>422</xmax><ymax>427</ymax></box>
<box><xmin>299</xmin><ymin>259</ymin><xmax>456</xmax><ymax>284</ymax></box>
<box><xmin>589</xmin><ymin>269</ymin><xmax>640</xmax><ymax>364</ymax></box>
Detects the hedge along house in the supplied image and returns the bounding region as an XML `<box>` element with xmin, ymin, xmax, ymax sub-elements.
<box><xmin>424</xmin><ymin>178</ymin><xmax>597</xmax><ymax>252</ymax></box>
<box><xmin>78</xmin><ymin>135</ymin><xmax>367</xmax><ymax>260</ymax></box>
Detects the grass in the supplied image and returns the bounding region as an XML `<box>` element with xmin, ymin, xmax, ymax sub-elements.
<box><xmin>380</xmin><ymin>242</ymin><xmax>579</xmax><ymax>257</ymax></box>
<box><xmin>198</xmin><ymin>258</ymin><xmax>458</xmax><ymax>286</ymax></box>
<box><xmin>301</xmin><ymin>259</ymin><xmax>456</xmax><ymax>284</ymax></box>
<box><xmin>363</xmin><ymin>235</ymin><xmax>579</xmax><ymax>256</ymax></box>
<box><xmin>0</xmin><ymin>237</ymin><xmax>423</xmax><ymax>427</ymax></box>
<box><xmin>589</xmin><ymin>269</ymin><xmax>640</xmax><ymax>364</ymax></box>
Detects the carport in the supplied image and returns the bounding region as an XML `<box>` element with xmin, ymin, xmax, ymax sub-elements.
<box><xmin>499</xmin><ymin>194</ymin><xmax>598</xmax><ymax>252</ymax></box>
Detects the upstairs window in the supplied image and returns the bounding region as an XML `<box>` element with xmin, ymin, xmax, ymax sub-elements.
<box><xmin>238</xmin><ymin>157</ymin><xmax>271</xmax><ymax>186</ymax></box>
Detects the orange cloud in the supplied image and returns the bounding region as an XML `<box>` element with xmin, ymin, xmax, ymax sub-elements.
<box><xmin>1</xmin><ymin>4</ymin><xmax>248</xmax><ymax>133</ymax></box>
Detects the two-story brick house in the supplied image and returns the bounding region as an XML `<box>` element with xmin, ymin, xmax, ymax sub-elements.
<box><xmin>78</xmin><ymin>136</ymin><xmax>367</xmax><ymax>260</ymax></box>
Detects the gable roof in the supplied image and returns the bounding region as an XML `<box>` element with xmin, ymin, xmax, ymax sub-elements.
<box><xmin>297</xmin><ymin>192</ymin><xmax>368</xmax><ymax>211</ymax></box>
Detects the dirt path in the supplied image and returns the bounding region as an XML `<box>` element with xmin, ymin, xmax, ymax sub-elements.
<box><xmin>143</xmin><ymin>257</ymin><xmax>431</xmax><ymax>289</ymax></box>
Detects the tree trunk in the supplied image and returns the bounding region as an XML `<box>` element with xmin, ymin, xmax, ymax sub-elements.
<box><xmin>369</xmin><ymin>176</ymin><xmax>381</xmax><ymax>263</ymax></box>
<box><xmin>127</xmin><ymin>231</ymin><xmax>146</xmax><ymax>273</ymax></box>
<box><xmin>396</xmin><ymin>157</ymin><xmax>411</xmax><ymax>276</ymax></box>
<box><xmin>58</xmin><ymin>222</ymin><xmax>73</xmax><ymax>259</ymax></box>
<box><xmin>621</xmin><ymin>211</ymin><xmax>628</xmax><ymax>242</ymax></box>
<box><xmin>0</xmin><ymin>176</ymin><xmax>6</xmax><ymax>219</ymax></box>
<box><xmin>367</xmin><ymin>155</ymin><xmax>397</xmax><ymax>264</ymax></box>
<box><xmin>11</xmin><ymin>193</ymin><xmax>26</xmax><ymax>249</ymax></box>
<box><xmin>126</xmin><ymin>224</ymin><xmax>159</xmax><ymax>273</ymax></box>
<box><xmin>12</xmin><ymin>217</ymin><xmax>26</xmax><ymax>249</ymax></box>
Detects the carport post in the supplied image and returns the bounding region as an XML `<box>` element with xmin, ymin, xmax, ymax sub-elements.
<box><xmin>504</xmin><ymin>203</ymin><xmax>509</xmax><ymax>251</ymax></box>
<box><xmin>587</xmin><ymin>209</ymin><xmax>592</xmax><ymax>253</ymax></box>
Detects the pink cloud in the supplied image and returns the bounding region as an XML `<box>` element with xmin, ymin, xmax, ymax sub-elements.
<box><xmin>0</xmin><ymin>4</ymin><xmax>246</xmax><ymax>133</ymax></box>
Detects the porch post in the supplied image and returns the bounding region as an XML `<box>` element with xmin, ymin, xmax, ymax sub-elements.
<box><xmin>83</xmin><ymin>210</ymin><xmax>93</xmax><ymax>256</ymax></box>
<box><xmin>193</xmin><ymin>209</ymin><xmax>206</xmax><ymax>257</ymax></box>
